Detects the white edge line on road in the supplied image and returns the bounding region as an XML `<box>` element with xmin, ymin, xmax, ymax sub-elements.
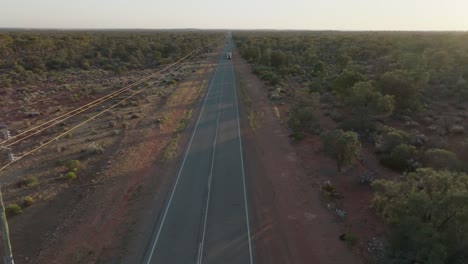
<box><xmin>231</xmin><ymin>55</ymin><xmax>255</xmax><ymax>263</ymax></box>
<box><xmin>197</xmin><ymin>62</ymin><xmax>225</xmax><ymax>264</ymax></box>
<box><xmin>145</xmin><ymin>51</ymin><xmax>224</xmax><ymax>264</ymax></box>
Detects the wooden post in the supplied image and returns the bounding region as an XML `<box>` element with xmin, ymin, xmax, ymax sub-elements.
<box><xmin>0</xmin><ymin>187</ymin><xmax>14</xmax><ymax>264</ymax></box>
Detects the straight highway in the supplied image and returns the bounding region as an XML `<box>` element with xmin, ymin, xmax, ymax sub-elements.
<box><xmin>143</xmin><ymin>38</ymin><xmax>254</xmax><ymax>264</ymax></box>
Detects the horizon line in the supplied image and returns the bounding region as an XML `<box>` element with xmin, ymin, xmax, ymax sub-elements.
<box><xmin>0</xmin><ymin>27</ymin><xmax>467</xmax><ymax>32</ymax></box>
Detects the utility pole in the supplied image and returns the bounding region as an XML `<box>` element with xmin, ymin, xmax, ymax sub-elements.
<box><xmin>0</xmin><ymin>187</ymin><xmax>14</xmax><ymax>264</ymax></box>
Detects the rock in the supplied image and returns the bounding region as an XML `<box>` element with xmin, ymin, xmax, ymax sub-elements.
<box><xmin>335</xmin><ymin>209</ymin><xmax>347</xmax><ymax>218</ymax></box>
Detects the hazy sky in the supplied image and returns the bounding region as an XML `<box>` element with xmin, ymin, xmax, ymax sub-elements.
<box><xmin>1</xmin><ymin>0</ymin><xmax>468</xmax><ymax>30</ymax></box>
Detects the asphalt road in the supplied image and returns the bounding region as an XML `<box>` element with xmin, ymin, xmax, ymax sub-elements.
<box><xmin>143</xmin><ymin>38</ymin><xmax>254</xmax><ymax>264</ymax></box>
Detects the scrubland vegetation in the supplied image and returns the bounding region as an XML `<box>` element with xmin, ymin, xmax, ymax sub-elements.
<box><xmin>235</xmin><ymin>31</ymin><xmax>468</xmax><ymax>263</ymax></box>
<box><xmin>0</xmin><ymin>31</ymin><xmax>219</xmax><ymax>88</ymax></box>
<box><xmin>0</xmin><ymin>31</ymin><xmax>220</xmax><ymax>198</ymax></box>
<box><xmin>0</xmin><ymin>30</ymin><xmax>221</xmax><ymax>261</ymax></box>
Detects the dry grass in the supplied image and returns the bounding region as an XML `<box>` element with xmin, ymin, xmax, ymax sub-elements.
<box><xmin>273</xmin><ymin>105</ymin><xmax>281</xmax><ymax>119</ymax></box>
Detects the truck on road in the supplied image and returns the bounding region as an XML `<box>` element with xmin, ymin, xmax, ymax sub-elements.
<box><xmin>226</xmin><ymin>52</ymin><xmax>232</xmax><ymax>60</ymax></box>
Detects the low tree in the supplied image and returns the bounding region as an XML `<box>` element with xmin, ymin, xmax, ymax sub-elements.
<box><xmin>378</xmin><ymin>70</ymin><xmax>420</xmax><ymax>112</ymax></box>
<box><xmin>372</xmin><ymin>168</ymin><xmax>468</xmax><ymax>263</ymax></box>
<box><xmin>313</xmin><ymin>60</ymin><xmax>325</xmax><ymax>74</ymax></box>
<box><xmin>288</xmin><ymin>93</ymin><xmax>320</xmax><ymax>139</ymax></box>
<box><xmin>270</xmin><ymin>50</ymin><xmax>287</xmax><ymax>68</ymax></box>
<box><xmin>380</xmin><ymin>143</ymin><xmax>417</xmax><ymax>172</ymax></box>
<box><xmin>346</xmin><ymin>81</ymin><xmax>394</xmax><ymax>132</ymax></box>
<box><xmin>332</xmin><ymin>68</ymin><xmax>365</xmax><ymax>97</ymax></box>
<box><xmin>321</xmin><ymin>129</ymin><xmax>361</xmax><ymax>171</ymax></box>
<box><xmin>65</xmin><ymin>160</ymin><xmax>81</xmax><ymax>171</ymax></box>
<box><xmin>5</xmin><ymin>204</ymin><xmax>23</xmax><ymax>217</ymax></box>
<box><xmin>376</xmin><ymin>129</ymin><xmax>409</xmax><ymax>153</ymax></box>
<box><xmin>423</xmin><ymin>148</ymin><xmax>461</xmax><ymax>171</ymax></box>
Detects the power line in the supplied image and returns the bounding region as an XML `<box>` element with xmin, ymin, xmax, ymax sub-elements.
<box><xmin>0</xmin><ymin>39</ymin><xmax>221</xmax><ymax>173</ymax></box>
<box><xmin>0</xmin><ymin>39</ymin><xmax>219</xmax><ymax>149</ymax></box>
<box><xmin>2</xmin><ymin>56</ymin><xmax>186</xmax><ymax>148</ymax></box>
<box><xmin>1</xmin><ymin>51</ymin><xmax>192</xmax><ymax>145</ymax></box>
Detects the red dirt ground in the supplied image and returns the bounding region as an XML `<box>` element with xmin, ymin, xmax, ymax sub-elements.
<box><xmin>22</xmin><ymin>50</ymin><xmax>221</xmax><ymax>264</ymax></box>
<box><xmin>233</xmin><ymin>50</ymin><xmax>364</xmax><ymax>264</ymax></box>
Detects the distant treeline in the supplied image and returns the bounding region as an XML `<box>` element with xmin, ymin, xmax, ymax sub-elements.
<box><xmin>234</xmin><ymin>31</ymin><xmax>468</xmax><ymax>103</ymax></box>
<box><xmin>0</xmin><ymin>31</ymin><xmax>222</xmax><ymax>86</ymax></box>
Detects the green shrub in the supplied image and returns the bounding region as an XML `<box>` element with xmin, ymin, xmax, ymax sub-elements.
<box><xmin>289</xmin><ymin>130</ymin><xmax>305</xmax><ymax>141</ymax></box>
<box><xmin>380</xmin><ymin>144</ymin><xmax>417</xmax><ymax>172</ymax></box>
<box><xmin>65</xmin><ymin>160</ymin><xmax>81</xmax><ymax>171</ymax></box>
<box><xmin>22</xmin><ymin>196</ymin><xmax>35</xmax><ymax>207</ymax></box>
<box><xmin>65</xmin><ymin>171</ymin><xmax>77</xmax><ymax>180</ymax></box>
<box><xmin>321</xmin><ymin>129</ymin><xmax>361</xmax><ymax>170</ymax></box>
<box><xmin>378</xmin><ymin>70</ymin><xmax>420</xmax><ymax>111</ymax></box>
<box><xmin>86</xmin><ymin>142</ymin><xmax>104</xmax><ymax>155</ymax></box>
<box><xmin>5</xmin><ymin>204</ymin><xmax>23</xmax><ymax>217</ymax></box>
<box><xmin>372</xmin><ymin>169</ymin><xmax>468</xmax><ymax>263</ymax></box>
<box><xmin>332</xmin><ymin>69</ymin><xmax>365</xmax><ymax>97</ymax></box>
<box><xmin>16</xmin><ymin>176</ymin><xmax>39</xmax><ymax>188</ymax></box>
<box><xmin>255</xmin><ymin>69</ymin><xmax>281</xmax><ymax>85</ymax></box>
<box><xmin>423</xmin><ymin>148</ymin><xmax>461</xmax><ymax>171</ymax></box>
<box><xmin>328</xmin><ymin>110</ymin><xmax>343</xmax><ymax>122</ymax></box>
<box><xmin>288</xmin><ymin>105</ymin><xmax>320</xmax><ymax>139</ymax></box>
<box><xmin>376</xmin><ymin>130</ymin><xmax>409</xmax><ymax>153</ymax></box>
<box><xmin>338</xmin><ymin>118</ymin><xmax>377</xmax><ymax>133</ymax></box>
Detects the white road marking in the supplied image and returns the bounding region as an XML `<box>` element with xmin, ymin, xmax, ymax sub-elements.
<box><xmin>145</xmin><ymin>51</ymin><xmax>224</xmax><ymax>264</ymax></box>
<box><xmin>197</xmin><ymin>61</ymin><xmax>225</xmax><ymax>264</ymax></box>
<box><xmin>231</xmin><ymin>58</ymin><xmax>255</xmax><ymax>264</ymax></box>
<box><xmin>197</xmin><ymin>242</ymin><xmax>203</xmax><ymax>264</ymax></box>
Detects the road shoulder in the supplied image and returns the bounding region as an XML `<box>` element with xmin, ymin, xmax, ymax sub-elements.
<box><xmin>233</xmin><ymin>49</ymin><xmax>363</xmax><ymax>264</ymax></box>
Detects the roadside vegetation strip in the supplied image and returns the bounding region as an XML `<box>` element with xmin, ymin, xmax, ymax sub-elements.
<box><xmin>160</xmin><ymin>110</ymin><xmax>193</xmax><ymax>162</ymax></box>
<box><xmin>234</xmin><ymin>31</ymin><xmax>468</xmax><ymax>263</ymax></box>
<box><xmin>160</xmin><ymin>69</ymin><xmax>211</xmax><ymax>162</ymax></box>
<box><xmin>160</xmin><ymin>134</ymin><xmax>181</xmax><ymax>163</ymax></box>
<box><xmin>0</xmin><ymin>38</ymin><xmax>222</xmax><ymax>149</ymax></box>
<box><xmin>236</xmin><ymin>69</ymin><xmax>259</xmax><ymax>129</ymax></box>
